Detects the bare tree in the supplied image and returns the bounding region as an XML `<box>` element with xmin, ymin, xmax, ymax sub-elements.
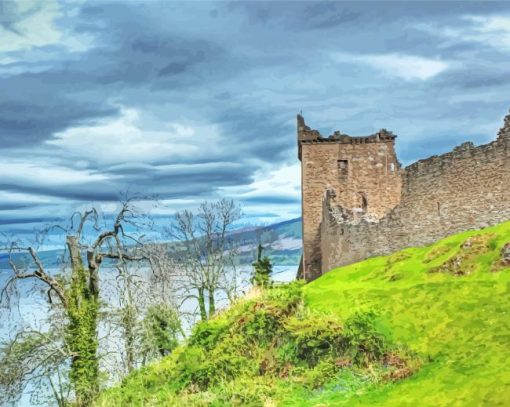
<box><xmin>170</xmin><ymin>199</ymin><xmax>241</xmax><ymax>321</ymax></box>
<box><xmin>0</xmin><ymin>197</ymin><xmax>150</xmax><ymax>406</ymax></box>
<box><xmin>103</xmin><ymin>248</ymin><xmax>182</xmax><ymax>379</ymax></box>
<box><xmin>145</xmin><ymin>243</ymin><xmax>180</xmax><ymax>305</ymax></box>
<box><xmin>0</xmin><ymin>320</ymin><xmax>71</xmax><ymax>406</ymax></box>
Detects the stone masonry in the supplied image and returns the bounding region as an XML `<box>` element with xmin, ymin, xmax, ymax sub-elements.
<box><xmin>298</xmin><ymin>109</ymin><xmax>510</xmax><ymax>282</ymax></box>
<box><xmin>298</xmin><ymin>114</ymin><xmax>403</xmax><ymax>281</ymax></box>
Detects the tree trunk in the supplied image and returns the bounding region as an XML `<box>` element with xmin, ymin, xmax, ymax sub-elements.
<box><xmin>123</xmin><ymin>304</ymin><xmax>136</xmax><ymax>373</ymax></box>
<box><xmin>197</xmin><ymin>287</ymin><xmax>207</xmax><ymax>321</ymax></box>
<box><xmin>66</xmin><ymin>237</ymin><xmax>99</xmax><ymax>406</ymax></box>
<box><xmin>208</xmin><ymin>288</ymin><xmax>216</xmax><ymax>318</ymax></box>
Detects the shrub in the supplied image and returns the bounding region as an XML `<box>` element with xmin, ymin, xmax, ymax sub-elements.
<box><xmin>284</xmin><ymin>312</ymin><xmax>345</xmax><ymax>366</ymax></box>
<box><xmin>169</xmin><ymin>346</ymin><xmax>208</xmax><ymax>390</ymax></box>
<box><xmin>236</xmin><ymin>304</ymin><xmax>283</xmax><ymax>345</ymax></box>
<box><xmin>215</xmin><ymin>376</ymin><xmax>276</xmax><ymax>406</ymax></box>
<box><xmin>251</xmin><ymin>255</ymin><xmax>273</xmax><ymax>288</ymax></box>
<box><xmin>343</xmin><ymin>311</ymin><xmax>388</xmax><ymax>365</ymax></box>
<box><xmin>264</xmin><ymin>281</ymin><xmax>304</xmax><ymax>311</ymax></box>
<box><xmin>189</xmin><ymin>318</ymin><xmax>229</xmax><ymax>350</ymax></box>
<box><xmin>300</xmin><ymin>358</ymin><xmax>338</xmax><ymax>389</ymax></box>
<box><xmin>142</xmin><ymin>304</ymin><xmax>182</xmax><ymax>358</ymax></box>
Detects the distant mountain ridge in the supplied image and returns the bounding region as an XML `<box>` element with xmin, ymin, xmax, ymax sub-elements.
<box><xmin>0</xmin><ymin>218</ymin><xmax>303</xmax><ymax>269</ymax></box>
<box><xmin>231</xmin><ymin>217</ymin><xmax>302</xmax><ymax>266</ymax></box>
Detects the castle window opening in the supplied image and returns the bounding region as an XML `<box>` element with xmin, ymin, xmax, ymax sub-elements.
<box><xmin>338</xmin><ymin>160</ymin><xmax>348</xmax><ymax>178</ymax></box>
<box><xmin>389</xmin><ymin>162</ymin><xmax>395</xmax><ymax>172</ymax></box>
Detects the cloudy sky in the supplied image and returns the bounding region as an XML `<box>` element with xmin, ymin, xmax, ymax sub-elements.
<box><xmin>1</xmin><ymin>0</ymin><xmax>510</xmax><ymax>235</ymax></box>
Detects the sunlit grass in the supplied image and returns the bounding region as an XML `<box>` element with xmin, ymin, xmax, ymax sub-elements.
<box><xmin>304</xmin><ymin>220</ymin><xmax>510</xmax><ymax>406</ymax></box>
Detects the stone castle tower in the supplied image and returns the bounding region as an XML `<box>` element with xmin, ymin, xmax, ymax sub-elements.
<box><xmin>298</xmin><ymin>109</ymin><xmax>510</xmax><ymax>282</ymax></box>
<box><xmin>297</xmin><ymin>115</ymin><xmax>402</xmax><ymax>281</ymax></box>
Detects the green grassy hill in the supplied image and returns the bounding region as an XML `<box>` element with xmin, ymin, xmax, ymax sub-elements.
<box><xmin>304</xmin><ymin>221</ymin><xmax>510</xmax><ymax>406</ymax></box>
<box><xmin>97</xmin><ymin>221</ymin><xmax>510</xmax><ymax>406</ymax></box>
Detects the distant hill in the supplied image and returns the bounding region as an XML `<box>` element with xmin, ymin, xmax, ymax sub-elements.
<box><xmin>231</xmin><ymin>217</ymin><xmax>302</xmax><ymax>266</ymax></box>
<box><xmin>0</xmin><ymin>218</ymin><xmax>303</xmax><ymax>269</ymax></box>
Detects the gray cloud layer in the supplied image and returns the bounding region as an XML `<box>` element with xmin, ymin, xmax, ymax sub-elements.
<box><xmin>1</xmin><ymin>1</ymin><xmax>510</xmax><ymax>227</ymax></box>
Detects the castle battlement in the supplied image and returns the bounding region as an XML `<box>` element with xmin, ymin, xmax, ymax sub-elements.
<box><xmin>299</xmin><ymin>108</ymin><xmax>510</xmax><ymax>282</ymax></box>
<box><xmin>297</xmin><ymin>114</ymin><xmax>396</xmax><ymax>159</ymax></box>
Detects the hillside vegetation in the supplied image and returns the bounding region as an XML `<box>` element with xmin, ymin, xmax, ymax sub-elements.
<box><xmin>97</xmin><ymin>221</ymin><xmax>510</xmax><ymax>406</ymax></box>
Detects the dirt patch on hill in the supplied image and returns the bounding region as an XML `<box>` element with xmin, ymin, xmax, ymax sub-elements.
<box><xmin>430</xmin><ymin>234</ymin><xmax>497</xmax><ymax>276</ymax></box>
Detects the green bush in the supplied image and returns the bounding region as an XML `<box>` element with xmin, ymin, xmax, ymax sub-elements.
<box><xmin>300</xmin><ymin>358</ymin><xmax>338</xmax><ymax>389</ymax></box>
<box><xmin>214</xmin><ymin>376</ymin><xmax>276</xmax><ymax>406</ymax></box>
<box><xmin>173</xmin><ymin>346</ymin><xmax>208</xmax><ymax>389</ymax></box>
<box><xmin>343</xmin><ymin>311</ymin><xmax>387</xmax><ymax>365</ymax></box>
<box><xmin>189</xmin><ymin>318</ymin><xmax>229</xmax><ymax>350</ymax></box>
<box><xmin>264</xmin><ymin>280</ymin><xmax>304</xmax><ymax>310</ymax></box>
<box><xmin>284</xmin><ymin>312</ymin><xmax>345</xmax><ymax>366</ymax></box>
<box><xmin>142</xmin><ymin>304</ymin><xmax>182</xmax><ymax>358</ymax></box>
<box><xmin>236</xmin><ymin>303</ymin><xmax>283</xmax><ymax>345</ymax></box>
<box><xmin>251</xmin><ymin>256</ymin><xmax>273</xmax><ymax>288</ymax></box>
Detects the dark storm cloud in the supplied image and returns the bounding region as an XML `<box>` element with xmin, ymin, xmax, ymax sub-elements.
<box><xmin>0</xmin><ymin>2</ymin><xmax>225</xmax><ymax>147</ymax></box>
<box><xmin>0</xmin><ymin>203</ymin><xmax>31</xmax><ymax>210</ymax></box>
<box><xmin>0</xmin><ymin>160</ymin><xmax>257</xmax><ymax>203</ymax></box>
<box><xmin>458</xmin><ymin>73</ymin><xmax>510</xmax><ymax>89</ymax></box>
<box><xmin>74</xmin><ymin>3</ymin><xmax>226</xmax><ymax>86</ymax></box>
<box><xmin>215</xmin><ymin>109</ymin><xmax>295</xmax><ymax>161</ymax></box>
<box><xmin>433</xmin><ymin>65</ymin><xmax>510</xmax><ymax>90</ymax></box>
<box><xmin>0</xmin><ymin>98</ymin><xmax>118</xmax><ymax>147</ymax></box>
<box><xmin>0</xmin><ymin>182</ymin><xmax>120</xmax><ymax>202</ymax></box>
<box><xmin>0</xmin><ymin>216</ymin><xmax>61</xmax><ymax>226</ymax></box>
<box><xmin>92</xmin><ymin>36</ymin><xmax>222</xmax><ymax>86</ymax></box>
<box><xmin>294</xmin><ymin>3</ymin><xmax>363</xmax><ymax>30</ymax></box>
<box><xmin>106</xmin><ymin>163</ymin><xmax>258</xmax><ymax>198</ymax></box>
<box><xmin>223</xmin><ymin>1</ymin><xmax>510</xmax><ymax>31</ymax></box>
<box><xmin>222</xmin><ymin>1</ymin><xmax>369</xmax><ymax>29</ymax></box>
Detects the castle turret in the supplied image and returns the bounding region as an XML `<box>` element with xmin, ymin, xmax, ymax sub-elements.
<box><xmin>298</xmin><ymin>116</ymin><xmax>402</xmax><ymax>281</ymax></box>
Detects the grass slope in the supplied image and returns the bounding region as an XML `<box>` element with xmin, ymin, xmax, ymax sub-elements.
<box><xmin>98</xmin><ymin>221</ymin><xmax>510</xmax><ymax>406</ymax></box>
<box><xmin>97</xmin><ymin>283</ymin><xmax>416</xmax><ymax>406</ymax></box>
<box><xmin>304</xmin><ymin>221</ymin><xmax>510</xmax><ymax>406</ymax></box>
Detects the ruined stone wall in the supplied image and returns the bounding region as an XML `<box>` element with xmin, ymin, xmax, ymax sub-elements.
<box><xmin>299</xmin><ymin>115</ymin><xmax>402</xmax><ymax>281</ymax></box>
<box><xmin>320</xmin><ymin>114</ymin><xmax>510</xmax><ymax>273</ymax></box>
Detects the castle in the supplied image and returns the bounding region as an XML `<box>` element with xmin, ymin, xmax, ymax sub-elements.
<box><xmin>298</xmin><ymin>108</ymin><xmax>510</xmax><ymax>281</ymax></box>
